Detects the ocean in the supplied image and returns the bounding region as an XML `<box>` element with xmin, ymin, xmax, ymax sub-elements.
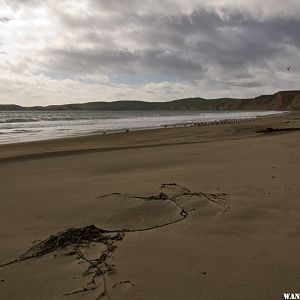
<box><xmin>0</xmin><ymin>110</ymin><xmax>282</xmax><ymax>144</ymax></box>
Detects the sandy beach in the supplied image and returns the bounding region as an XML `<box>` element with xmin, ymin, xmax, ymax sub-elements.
<box><xmin>0</xmin><ymin>111</ymin><xmax>300</xmax><ymax>300</ymax></box>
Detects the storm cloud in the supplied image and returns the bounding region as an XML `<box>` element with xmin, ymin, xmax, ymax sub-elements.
<box><xmin>0</xmin><ymin>0</ymin><xmax>299</xmax><ymax>105</ymax></box>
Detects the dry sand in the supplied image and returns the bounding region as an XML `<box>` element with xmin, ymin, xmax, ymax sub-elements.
<box><xmin>0</xmin><ymin>112</ymin><xmax>300</xmax><ymax>300</ymax></box>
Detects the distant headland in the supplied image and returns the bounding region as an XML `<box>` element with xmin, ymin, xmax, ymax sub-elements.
<box><xmin>1</xmin><ymin>90</ymin><xmax>299</xmax><ymax>111</ymax></box>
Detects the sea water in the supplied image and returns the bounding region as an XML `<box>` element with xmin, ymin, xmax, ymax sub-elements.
<box><xmin>0</xmin><ymin>110</ymin><xmax>282</xmax><ymax>144</ymax></box>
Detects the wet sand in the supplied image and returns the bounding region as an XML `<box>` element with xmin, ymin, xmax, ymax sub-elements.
<box><xmin>0</xmin><ymin>112</ymin><xmax>300</xmax><ymax>299</ymax></box>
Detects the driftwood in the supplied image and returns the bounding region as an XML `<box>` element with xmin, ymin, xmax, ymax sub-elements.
<box><xmin>257</xmin><ymin>127</ymin><xmax>300</xmax><ymax>133</ymax></box>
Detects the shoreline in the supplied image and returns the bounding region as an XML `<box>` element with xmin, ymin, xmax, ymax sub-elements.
<box><xmin>0</xmin><ymin>111</ymin><xmax>286</xmax><ymax>145</ymax></box>
<box><xmin>0</xmin><ymin>111</ymin><xmax>290</xmax><ymax>161</ymax></box>
<box><xmin>0</xmin><ymin>110</ymin><xmax>287</xmax><ymax>147</ymax></box>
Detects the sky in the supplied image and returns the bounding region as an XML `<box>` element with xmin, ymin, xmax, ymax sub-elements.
<box><xmin>0</xmin><ymin>0</ymin><xmax>299</xmax><ymax>106</ymax></box>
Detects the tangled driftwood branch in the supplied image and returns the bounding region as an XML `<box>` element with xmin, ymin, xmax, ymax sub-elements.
<box><xmin>0</xmin><ymin>183</ymin><xmax>229</xmax><ymax>299</ymax></box>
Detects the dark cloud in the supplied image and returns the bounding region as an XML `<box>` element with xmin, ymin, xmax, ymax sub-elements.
<box><xmin>0</xmin><ymin>17</ymin><xmax>12</xmax><ymax>22</ymax></box>
<box><xmin>40</xmin><ymin>6</ymin><xmax>300</xmax><ymax>86</ymax></box>
<box><xmin>46</xmin><ymin>48</ymin><xmax>204</xmax><ymax>80</ymax></box>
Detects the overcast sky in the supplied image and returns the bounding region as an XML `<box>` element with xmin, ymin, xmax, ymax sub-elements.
<box><xmin>0</xmin><ymin>0</ymin><xmax>299</xmax><ymax>105</ymax></box>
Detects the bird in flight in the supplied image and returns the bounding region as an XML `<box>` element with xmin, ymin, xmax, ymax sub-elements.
<box><xmin>287</xmin><ymin>65</ymin><xmax>291</xmax><ymax>71</ymax></box>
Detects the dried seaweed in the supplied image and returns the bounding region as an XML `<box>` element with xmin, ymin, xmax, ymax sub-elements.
<box><xmin>0</xmin><ymin>183</ymin><xmax>229</xmax><ymax>299</ymax></box>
